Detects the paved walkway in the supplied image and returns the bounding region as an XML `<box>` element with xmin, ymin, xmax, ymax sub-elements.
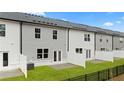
<box><xmin>49</xmin><ymin>63</ymin><xmax>78</xmax><ymax>70</ymax></box>
<box><xmin>0</xmin><ymin>69</ymin><xmax>24</xmax><ymax>79</ymax></box>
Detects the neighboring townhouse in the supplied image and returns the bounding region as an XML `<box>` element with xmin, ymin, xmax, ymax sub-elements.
<box><xmin>68</xmin><ymin>25</ymin><xmax>95</xmax><ymax>60</ymax></box>
<box><xmin>0</xmin><ymin>12</ymin><xmax>124</xmax><ymax>72</ymax></box>
<box><xmin>112</xmin><ymin>31</ymin><xmax>124</xmax><ymax>50</ymax></box>
<box><xmin>95</xmin><ymin>28</ymin><xmax>113</xmax><ymax>51</ymax></box>
<box><xmin>0</xmin><ymin>19</ymin><xmax>21</xmax><ymax>71</ymax></box>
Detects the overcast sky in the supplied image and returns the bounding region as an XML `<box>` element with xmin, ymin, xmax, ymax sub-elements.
<box><xmin>33</xmin><ymin>12</ymin><xmax>124</xmax><ymax>32</ymax></box>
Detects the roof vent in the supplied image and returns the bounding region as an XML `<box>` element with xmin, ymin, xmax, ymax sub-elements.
<box><xmin>33</xmin><ymin>20</ymin><xmax>36</xmax><ymax>22</ymax></box>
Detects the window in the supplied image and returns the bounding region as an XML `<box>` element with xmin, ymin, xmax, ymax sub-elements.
<box><xmin>87</xmin><ymin>34</ymin><xmax>90</xmax><ymax>41</ymax></box>
<box><xmin>0</xmin><ymin>24</ymin><xmax>5</xmax><ymax>37</ymax></box>
<box><xmin>75</xmin><ymin>48</ymin><xmax>82</xmax><ymax>54</ymax></box>
<box><xmin>37</xmin><ymin>49</ymin><xmax>42</xmax><ymax>59</ymax></box>
<box><xmin>53</xmin><ymin>30</ymin><xmax>57</xmax><ymax>39</ymax></box>
<box><xmin>120</xmin><ymin>38</ymin><xmax>123</xmax><ymax>43</ymax></box>
<box><xmin>116</xmin><ymin>48</ymin><xmax>119</xmax><ymax>50</ymax></box>
<box><xmin>44</xmin><ymin>49</ymin><xmax>48</xmax><ymax>58</ymax></box>
<box><xmin>84</xmin><ymin>34</ymin><xmax>90</xmax><ymax>41</ymax></box>
<box><xmin>58</xmin><ymin>51</ymin><xmax>61</xmax><ymax>61</ymax></box>
<box><xmin>37</xmin><ymin>49</ymin><xmax>49</xmax><ymax>59</ymax></box>
<box><xmin>101</xmin><ymin>48</ymin><xmax>105</xmax><ymax>51</ymax></box>
<box><xmin>54</xmin><ymin>51</ymin><xmax>57</xmax><ymax>61</ymax></box>
<box><xmin>106</xmin><ymin>39</ymin><xmax>108</xmax><ymax>42</ymax></box>
<box><xmin>35</xmin><ymin>28</ymin><xmax>41</xmax><ymax>39</ymax></box>
<box><xmin>100</xmin><ymin>39</ymin><xmax>102</xmax><ymax>42</ymax></box>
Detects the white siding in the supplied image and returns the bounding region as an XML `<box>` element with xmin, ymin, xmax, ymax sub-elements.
<box><xmin>22</xmin><ymin>23</ymin><xmax>68</xmax><ymax>66</ymax></box>
<box><xmin>67</xmin><ymin>29</ymin><xmax>95</xmax><ymax>66</ymax></box>
<box><xmin>0</xmin><ymin>19</ymin><xmax>20</xmax><ymax>71</ymax></box>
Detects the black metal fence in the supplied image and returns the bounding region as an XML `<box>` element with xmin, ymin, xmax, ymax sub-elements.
<box><xmin>64</xmin><ymin>64</ymin><xmax>124</xmax><ymax>81</ymax></box>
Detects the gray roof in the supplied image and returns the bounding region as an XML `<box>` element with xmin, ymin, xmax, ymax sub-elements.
<box><xmin>0</xmin><ymin>12</ymin><xmax>124</xmax><ymax>37</ymax></box>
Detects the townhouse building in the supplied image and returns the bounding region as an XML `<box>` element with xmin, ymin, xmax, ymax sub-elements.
<box><xmin>0</xmin><ymin>12</ymin><xmax>124</xmax><ymax>72</ymax></box>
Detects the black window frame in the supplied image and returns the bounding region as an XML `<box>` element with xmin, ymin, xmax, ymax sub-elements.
<box><xmin>100</xmin><ymin>39</ymin><xmax>102</xmax><ymax>42</ymax></box>
<box><xmin>37</xmin><ymin>49</ymin><xmax>49</xmax><ymax>59</ymax></box>
<box><xmin>106</xmin><ymin>39</ymin><xmax>108</xmax><ymax>43</ymax></box>
<box><xmin>35</xmin><ymin>28</ymin><xmax>41</xmax><ymax>39</ymax></box>
<box><xmin>53</xmin><ymin>30</ymin><xmax>57</xmax><ymax>40</ymax></box>
<box><xmin>0</xmin><ymin>24</ymin><xmax>6</xmax><ymax>37</ymax></box>
<box><xmin>75</xmin><ymin>48</ymin><xmax>83</xmax><ymax>54</ymax></box>
<box><xmin>37</xmin><ymin>49</ymin><xmax>42</xmax><ymax>59</ymax></box>
<box><xmin>84</xmin><ymin>34</ymin><xmax>90</xmax><ymax>41</ymax></box>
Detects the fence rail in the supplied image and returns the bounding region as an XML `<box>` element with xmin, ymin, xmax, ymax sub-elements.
<box><xmin>64</xmin><ymin>65</ymin><xmax>124</xmax><ymax>81</ymax></box>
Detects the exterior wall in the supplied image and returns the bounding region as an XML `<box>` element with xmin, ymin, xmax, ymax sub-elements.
<box><xmin>68</xmin><ymin>29</ymin><xmax>95</xmax><ymax>61</ymax></box>
<box><xmin>113</xmin><ymin>36</ymin><xmax>124</xmax><ymax>50</ymax></box>
<box><xmin>22</xmin><ymin>23</ymin><xmax>68</xmax><ymax>66</ymax></box>
<box><xmin>95</xmin><ymin>33</ymin><xmax>112</xmax><ymax>51</ymax></box>
<box><xmin>0</xmin><ymin>19</ymin><xmax>20</xmax><ymax>71</ymax></box>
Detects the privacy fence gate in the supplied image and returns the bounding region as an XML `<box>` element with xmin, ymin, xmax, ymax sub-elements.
<box><xmin>64</xmin><ymin>65</ymin><xmax>124</xmax><ymax>81</ymax></box>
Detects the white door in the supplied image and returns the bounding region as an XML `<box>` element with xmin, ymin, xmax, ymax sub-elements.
<box><xmin>54</xmin><ymin>51</ymin><xmax>62</xmax><ymax>62</ymax></box>
<box><xmin>86</xmin><ymin>49</ymin><xmax>91</xmax><ymax>59</ymax></box>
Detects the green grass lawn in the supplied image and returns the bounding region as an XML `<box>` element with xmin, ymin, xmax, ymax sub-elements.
<box><xmin>1</xmin><ymin>58</ymin><xmax>124</xmax><ymax>81</ymax></box>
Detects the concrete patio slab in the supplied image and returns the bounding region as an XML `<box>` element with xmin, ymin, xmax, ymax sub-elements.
<box><xmin>0</xmin><ymin>69</ymin><xmax>24</xmax><ymax>79</ymax></box>
<box><xmin>91</xmin><ymin>59</ymin><xmax>107</xmax><ymax>64</ymax></box>
<box><xmin>49</xmin><ymin>63</ymin><xmax>79</xmax><ymax>70</ymax></box>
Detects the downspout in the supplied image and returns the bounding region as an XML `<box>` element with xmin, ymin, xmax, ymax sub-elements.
<box><xmin>112</xmin><ymin>35</ymin><xmax>114</xmax><ymax>51</ymax></box>
<box><xmin>94</xmin><ymin>32</ymin><xmax>96</xmax><ymax>58</ymax></box>
<box><xmin>66</xmin><ymin>28</ymin><xmax>70</xmax><ymax>63</ymax></box>
<box><xmin>20</xmin><ymin>21</ymin><xmax>22</xmax><ymax>54</ymax></box>
<box><xmin>67</xmin><ymin>28</ymin><xmax>70</xmax><ymax>52</ymax></box>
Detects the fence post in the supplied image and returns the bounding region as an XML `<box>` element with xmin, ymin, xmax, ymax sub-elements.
<box><xmin>123</xmin><ymin>65</ymin><xmax>124</xmax><ymax>73</ymax></box>
<box><xmin>116</xmin><ymin>66</ymin><xmax>118</xmax><ymax>76</ymax></box>
<box><xmin>108</xmin><ymin>69</ymin><xmax>110</xmax><ymax>80</ymax></box>
<box><xmin>85</xmin><ymin>74</ymin><xmax>87</xmax><ymax>81</ymax></box>
<box><xmin>98</xmin><ymin>71</ymin><xmax>100</xmax><ymax>81</ymax></box>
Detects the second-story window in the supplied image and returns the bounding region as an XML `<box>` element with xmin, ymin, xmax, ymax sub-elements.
<box><xmin>120</xmin><ymin>38</ymin><xmax>123</xmax><ymax>43</ymax></box>
<box><xmin>100</xmin><ymin>39</ymin><xmax>102</xmax><ymax>42</ymax></box>
<box><xmin>0</xmin><ymin>24</ymin><xmax>6</xmax><ymax>37</ymax></box>
<box><xmin>35</xmin><ymin>28</ymin><xmax>41</xmax><ymax>39</ymax></box>
<box><xmin>53</xmin><ymin>30</ymin><xmax>57</xmax><ymax>40</ymax></box>
<box><xmin>84</xmin><ymin>34</ymin><xmax>90</xmax><ymax>41</ymax></box>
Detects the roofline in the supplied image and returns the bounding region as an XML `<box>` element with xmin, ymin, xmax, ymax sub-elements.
<box><xmin>0</xmin><ymin>14</ymin><xmax>124</xmax><ymax>37</ymax></box>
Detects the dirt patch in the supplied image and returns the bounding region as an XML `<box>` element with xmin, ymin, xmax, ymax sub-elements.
<box><xmin>111</xmin><ymin>74</ymin><xmax>124</xmax><ymax>81</ymax></box>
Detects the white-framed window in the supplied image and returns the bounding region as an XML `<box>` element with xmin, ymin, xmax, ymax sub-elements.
<box><xmin>35</xmin><ymin>28</ymin><xmax>41</xmax><ymax>39</ymax></box>
<box><xmin>120</xmin><ymin>38</ymin><xmax>123</xmax><ymax>43</ymax></box>
<box><xmin>53</xmin><ymin>30</ymin><xmax>57</xmax><ymax>40</ymax></box>
<box><xmin>0</xmin><ymin>24</ymin><xmax>6</xmax><ymax>37</ymax></box>
<box><xmin>75</xmin><ymin>48</ymin><xmax>83</xmax><ymax>54</ymax></box>
<box><xmin>84</xmin><ymin>34</ymin><xmax>90</xmax><ymax>41</ymax></box>
<box><xmin>37</xmin><ymin>49</ymin><xmax>49</xmax><ymax>59</ymax></box>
